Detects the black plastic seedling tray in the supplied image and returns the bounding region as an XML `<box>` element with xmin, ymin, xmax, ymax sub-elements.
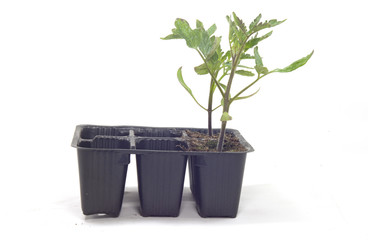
<box><xmin>71</xmin><ymin>125</ymin><xmax>253</xmax><ymax>218</ymax></box>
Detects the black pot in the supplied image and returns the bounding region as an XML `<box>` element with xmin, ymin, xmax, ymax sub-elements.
<box><xmin>136</xmin><ymin>152</ymin><xmax>187</xmax><ymax>217</ymax></box>
<box><xmin>73</xmin><ymin>126</ymin><xmax>131</xmax><ymax>217</ymax></box>
<box><xmin>71</xmin><ymin>125</ymin><xmax>253</xmax><ymax>218</ymax></box>
<box><xmin>134</xmin><ymin>132</ymin><xmax>188</xmax><ymax>217</ymax></box>
<box><xmin>189</xmin><ymin>153</ymin><xmax>246</xmax><ymax>217</ymax></box>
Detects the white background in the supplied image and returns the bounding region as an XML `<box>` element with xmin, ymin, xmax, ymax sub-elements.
<box><xmin>1</xmin><ymin>0</ymin><xmax>367</xmax><ymax>239</ymax></box>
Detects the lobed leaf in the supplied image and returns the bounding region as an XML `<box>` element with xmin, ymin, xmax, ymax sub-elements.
<box><xmin>162</xmin><ymin>19</ymin><xmax>218</xmax><ymax>55</ymax></box>
<box><xmin>195</xmin><ymin>22</ymin><xmax>221</xmax><ymax>59</ymax></box>
<box><xmin>249</xmin><ymin>14</ymin><xmax>262</xmax><ymax>30</ymax></box>
<box><xmin>244</xmin><ymin>31</ymin><xmax>272</xmax><ymax>50</ymax></box>
<box><xmin>227</xmin><ymin>14</ymin><xmax>248</xmax><ymax>54</ymax></box>
<box><xmin>174</xmin><ymin>18</ymin><xmax>201</xmax><ymax>48</ymax></box>
<box><xmin>249</xmin><ymin>18</ymin><xmax>286</xmax><ymax>34</ymax></box>
<box><xmin>198</xmin><ymin>31</ymin><xmax>212</xmax><ymax>56</ymax></box>
<box><xmin>232</xmin><ymin>12</ymin><xmax>247</xmax><ymax>33</ymax></box>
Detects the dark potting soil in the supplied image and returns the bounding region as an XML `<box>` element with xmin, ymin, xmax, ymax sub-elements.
<box><xmin>182</xmin><ymin>130</ymin><xmax>246</xmax><ymax>152</ymax></box>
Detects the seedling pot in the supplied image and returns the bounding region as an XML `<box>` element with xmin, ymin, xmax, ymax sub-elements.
<box><xmin>189</xmin><ymin>153</ymin><xmax>246</xmax><ymax>217</ymax></box>
<box><xmin>77</xmin><ymin>150</ymin><xmax>130</xmax><ymax>217</ymax></box>
<box><xmin>71</xmin><ymin>125</ymin><xmax>253</xmax><ymax>218</ymax></box>
<box><xmin>136</xmin><ymin>153</ymin><xmax>187</xmax><ymax>217</ymax></box>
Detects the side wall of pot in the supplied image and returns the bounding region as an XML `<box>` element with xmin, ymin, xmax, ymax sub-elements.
<box><xmin>189</xmin><ymin>153</ymin><xmax>247</xmax><ymax>218</ymax></box>
<box><xmin>136</xmin><ymin>153</ymin><xmax>187</xmax><ymax>217</ymax></box>
<box><xmin>77</xmin><ymin>149</ymin><xmax>130</xmax><ymax>217</ymax></box>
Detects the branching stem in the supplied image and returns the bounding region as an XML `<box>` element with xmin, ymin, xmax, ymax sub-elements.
<box><xmin>196</xmin><ymin>49</ymin><xmax>225</xmax><ymax>98</ymax></box>
<box><xmin>230</xmin><ymin>73</ymin><xmax>268</xmax><ymax>104</ymax></box>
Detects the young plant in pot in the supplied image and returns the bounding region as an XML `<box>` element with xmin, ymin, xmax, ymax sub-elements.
<box><xmin>71</xmin><ymin>12</ymin><xmax>312</xmax><ymax>219</ymax></box>
<box><xmin>161</xmin><ymin>12</ymin><xmax>313</xmax><ymax>217</ymax></box>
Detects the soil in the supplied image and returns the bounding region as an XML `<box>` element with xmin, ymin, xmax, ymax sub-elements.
<box><xmin>181</xmin><ymin>130</ymin><xmax>246</xmax><ymax>152</ymax></box>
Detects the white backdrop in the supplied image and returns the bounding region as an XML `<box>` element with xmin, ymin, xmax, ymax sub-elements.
<box><xmin>1</xmin><ymin>0</ymin><xmax>367</xmax><ymax>239</ymax></box>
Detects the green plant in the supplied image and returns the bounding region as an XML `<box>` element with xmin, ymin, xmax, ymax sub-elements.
<box><xmin>162</xmin><ymin>12</ymin><xmax>313</xmax><ymax>152</ymax></box>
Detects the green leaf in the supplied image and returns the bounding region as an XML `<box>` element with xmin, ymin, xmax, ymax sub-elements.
<box><xmin>207</xmin><ymin>24</ymin><xmax>217</xmax><ymax>36</ymax></box>
<box><xmin>161</xmin><ymin>33</ymin><xmax>181</xmax><ymax>40</ymax></box>
<box><xmin>240</xmin><ymin>53</ymin><xmax>255</xmax><ymax>59</ymax></box>
<box><xmin>234</xmin><ymin>88</ymin><xmax>260</xmax><ymax>100</ymax></box>
<box><xmin>232</xmin><ymin>12</ymin><xmax>247</xmax><ymax>33</ymax></box>
<box><xmin>273</xmin><ymin>50</ymin><xmax>314</xmax><ymax>73</ymax></box>
<box><xmin>177</xmin><ymin>67</ymin><xmax>207</xmax><ymax>111</ymax></box>
<box><xmin>196</xmin><ymin>20</ymin><xmax>204</xmax><ymax>29</ymax></box>
<box><xmin>198</xmin><ymin>31</ymin><xmax>212</xmax><ymax>57</ymax></box>
<box><xmin>174</xmin><ymin>18</ymin><xmax>191</xmax><ymax>37</ymax></box>
<box><xmin>255</xmin><ymin>65</ymin><xmax>269</xmax><ymax>75</ymax></box>
<box><xmin>254</xmin><ymin>46</ymin><xmax>263</xmax><ymax>67</ymax></box>
<box><xmin>244</xmin><ymin>31</ymin><xmax>272</xmax><ymax>50</ymax></box>
<box><xmin>221</xmin><ymin>50</ymin><xmax>231</xmax><ymax>62</ymax></box>
<box><xmin>259</xmin><ymin>30</ymin><xmax>273</xmax><ymax>41</ymax></box>
<box><xmin>177</xmin><ymin>67</ymin><xmax>193</xmax><ymax>94</ymax></box>
<box><xmin>174</xmin><ymin>18</ymin><xmax>201</xmax><ymax>48</ymax></box>
<box><xmin>198</xmin><ymin>24</ymin><xmax>221</xmax><ymax>58</ymax></box>
<box><xmin>254</xmin><ymin>47</ymin><xmax>269</xmax><ymax>75</ymax></box>
<box><xmin>269</xmin><ymin>19</ymin><xmax>286</xmax><ymax>27</ymax></box>
<box><xmin>237</xmin><ymin>65</ymin><xmax>254</xmax><ymax>70</ymax></box>
<box><xmin>227</xmin><ymin>14</ymin><xmax>247</xmax><ymax>54</ymax></box>
<box><xmin>207</xmin><ymin>49</ymin><xmax>222</xmax><ymax>70</ymax></box>
<box><xmin>245</xmin><ymin>37</ymin><xmax>261</xmax><ymax>49</ymax></box>
<box><xmin>220</xmin><ymin>112</ymin><xmax>232</xmax><ymax>121</ymax></box>
<box><xmin>194</xmin><ymin>63</ymin><xmax>209</xmax><ymax>75</ymax></box>
<box><xmin>207</xmin><ymin>36</ymin><xmax>221</xmax><ymax>59</ymax></box>
<box><xmin>227</xmin><ymin>15</ymin><xmax>236</xmax><ymax>40</ymax></box>
<box><xmin>219</xmin><ymin>83</ymin><xmax>227</xmax><ymax>91</ymax></box>
<box><xmin>161</xmin><ymin>27</ymin><xmax>183</xmax><ymax>40</ymax></box>
<box><xmin>250</xmin><ymin>18</ymin><xmax>286</xmax><ymax>34</ymax></box>
<box><xmin>235</xmin><ymin>70</ymin><xmax>255</xmax><ymax>76</ymax></box>
<box><xmin>249</xmin><ymin>14</ymin><xmax>262</xmax><ymax>30</ymax></box>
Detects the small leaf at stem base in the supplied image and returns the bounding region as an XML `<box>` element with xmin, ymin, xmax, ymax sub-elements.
<box><xmin>220</xmin><ymin>112</ymin><xmax>232</xmax><ymax>121</ymax></box>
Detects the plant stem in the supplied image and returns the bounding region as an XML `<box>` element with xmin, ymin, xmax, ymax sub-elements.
<box><xmin>217</xmin><ymin>120</ymin><xmax>227</xmax><ymax>151</ymax></box>
<box><xmin>207</xmin><ymin>77</ymin><xmax>215</xmax><ymax>136</ymax></box>
<box><xmin>216</xmin><ymin>67</ymin><xmax>237</xmax><ymax>151</ymax></box>
<box><xmin>216</xmin><ymin>33</ymin><xmax>252</xmax><ymax>151</ymax></box>
<box><xmin>208</xmin><ymin>109</ymin><xmax>213</xmax><ymax>136</ymax></box>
